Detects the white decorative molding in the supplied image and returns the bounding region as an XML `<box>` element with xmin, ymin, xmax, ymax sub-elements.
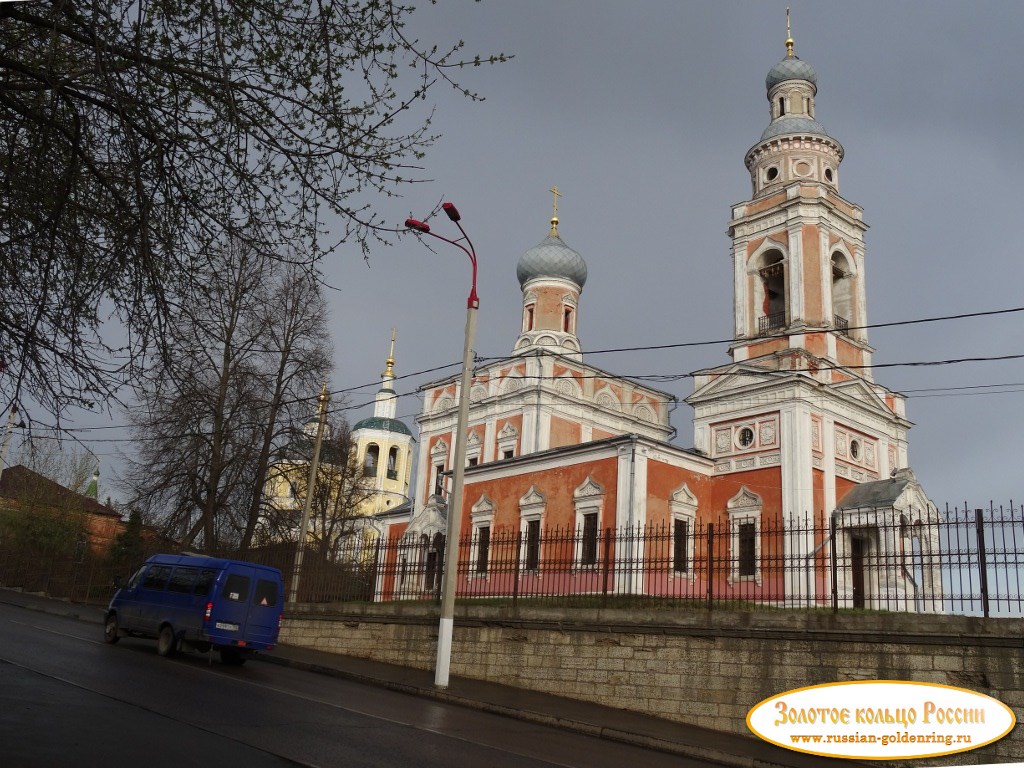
<box><xmin>574</xmin><ymin>476</ymin><xmax>604</xmax><ymax>500</ymax></box>
<box><xmin>430</xmin><ymin>438</ymin><xmax>449</xmax><ymax>457</ymax></box>
<box><xmin>471</xmin><ymin>494</ymin><xmax>495</xmax><ymax>518</ymax></box>
<box><xmin>812</xmin><ymin>456</ymin><xmax>823</xmax><ymax>468</ymax></box>
<box><xmin>759</xmin><ymin>453</ymin><xmax>781</xmax><ymax>466</ymax></box>
<box><xmin>715</xmin><ymin>461</ymin><xmax>732</xmax><ymax>473</ymax></box>
<box><xmin>498</xmin><ymin>423</ymin><xmax>518</xmax><ymax>441</ymax></box>
<box><xmin>728</xmin><ymin>487</ymin><xmax>763</xmax><ymax>511</ymax></box>
<box><xmin>470</xmin><ymin>384</ymin><xmax>488</xmax><ymax>402</ymax></box>
<box><xmin>758</xmin><ymin>421</ymin><xmax>777</xmax><ymax>446</ymax></box>
<box><xmin>634</xmin><ymin>404</ymin><xmax>656</xmax><ymax>423</ymax></box>
<box><xmin>555</xmin><ymin>377</ymin><xmax>580</xmax><ymax>398</ymax></box>
<box><xmin>595</xmin><ymin>389</ymin><xmax>620</xmax><ymax>411</ymax></box>
<box><xmin>435</xmin><ymin>396</ymin><xmax>455</xmax><ymax>413</ymax></box>
<box><xmin>735</xmin><ymin>458</ymin><xmax>756</xmax><ymax>469</ymax></box>
<box><xmin>715</xmin><ymin>429</ymin><xmax>731</xmax><ymax>454</ymax></box>
<box><xmin>519</xmin><ymin>486</ymin><xmax>546</xmax><ymax>509</ymax></box>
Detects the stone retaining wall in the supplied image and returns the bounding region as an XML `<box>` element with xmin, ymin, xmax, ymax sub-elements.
<box><xmin>281</xmin><ymin>605</ymin><xmax>1023</xmax><ymax>764</ymax></box>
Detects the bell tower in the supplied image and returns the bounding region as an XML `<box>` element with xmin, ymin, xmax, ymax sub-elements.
<box><xmin>688</xmin><ymin>22</ymin><xmax>917</xmax><ymax>601</ymax></box>
<box><xmin>729</xmin><ymin>21</ymin><xmax>872</xmax><ymax>378</ymax></box>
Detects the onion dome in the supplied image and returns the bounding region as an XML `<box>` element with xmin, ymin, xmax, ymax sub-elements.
<box><xmin>766</xmin><ymin>56</ymin><xmax>817</xmax><ymax>91</ymax></box>
<box><xmin>516</xmin><ymin>224</ymin><xmax>588</xmax><ymax>290</ymax></box>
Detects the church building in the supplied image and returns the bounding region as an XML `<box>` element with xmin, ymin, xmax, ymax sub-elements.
<box><xmin>375</xmin><ymin>31</ymin><xmax>940</xmax><ymax>611</ymax></box>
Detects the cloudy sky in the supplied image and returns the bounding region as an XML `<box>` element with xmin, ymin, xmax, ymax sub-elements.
<box><xmin>65</xmin><ymin>1</ymin><xmax>1024</xmax><ymax>510</ymax></box>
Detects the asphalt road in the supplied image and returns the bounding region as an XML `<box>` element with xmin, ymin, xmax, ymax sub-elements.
<box><xmin>0</xmin><ymin>603</ymin><xmax>716</xmax><ymax>768</ymax></box>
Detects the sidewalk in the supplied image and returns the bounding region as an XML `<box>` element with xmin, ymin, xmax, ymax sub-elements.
<box><xmin>1</xmin><ymin>588</ymin><xmax>859</xmax><ymax>768</ymax></box>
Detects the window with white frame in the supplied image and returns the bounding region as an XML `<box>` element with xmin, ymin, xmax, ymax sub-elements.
<box><xmin>669</xmin><ymin>484</ymin><xmax>698</xmax><ymax>578</ymax></box>
<box><xmin>466</xmin><ymin>431</ymin><xmax>482</xmax><ymax>467</ymax></box>
<box><xmin>470</xmin><ymin>495</ymin><xmax>495</xmax><ymax>577</ymax></box>
<box><xmin>518</xmin><ymin>486</ymin><xmax>546</xmax><ymax>572</ymax></box>
<box><xmin>573</xmin><ymin>477</ymin><xmax>604</xmax><ymax>568</ymax></box>
<box><xmin>726</xmin><ymin>487</ymin><xmax>762</xmax><ymax>583</ymax></box>
<box><xmin>430</xmin><ymin>438</ymin><xmax>448</xmax><ymax>497</ymax></box>
<box><xmin>497</xmin><ymin>423</ymin><xmax>518</xmax><ymax>460</ymax></box>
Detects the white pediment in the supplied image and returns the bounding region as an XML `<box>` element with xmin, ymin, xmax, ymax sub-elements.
<box><xmin>574</xmin><ymin>476</ymin><xmax>604</xmax><ymax>500</ymax></box>
<box><xmin>403</xmin><ymin>500</ymin><xmax>447</xmax><ymax>540</ymax></box>
<box><xmin>670</xmin><ymin>483</ymin><xmax>699</xmax><ymax>509</ymax></box>
<box><xmin>498</xmin><ymin>423</ymin><xmax>519</xmax><ymax>441</ymax></box>
<box><xmin>430</xmin><ymin>438</ymin><xmax>449</xmax><ymax>456</ymax></box>
<box><xmin>519</xmin><ymin>485</ymin><xmax>546</xmax><ymax>508</ymax></box>
<box><xmin>688</xmin><ymin>365</ymin><xmax>782</xmax><ymax>402</ymax></box>
<box><xmin>471</xmin><ymin>494</ymin><xmax>495</xmax><ymax>517</ymax></box>
<box><xmin>727</xmin><ymin>486</ymin><xmax>762</xmax><ymax>511</ymax></box>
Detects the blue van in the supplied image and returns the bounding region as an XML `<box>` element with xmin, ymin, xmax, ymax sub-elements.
<box><xmin>104</xmin><ymin>554</ymin><xmax>284</xmax><ymax>665</ymax></box>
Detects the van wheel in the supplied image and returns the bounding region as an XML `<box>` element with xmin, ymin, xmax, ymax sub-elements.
<box><xmin>157</xmin><ymin>625</ymin><xmax>178</xmax><ymax>657</ymax></box>
<box><xmin>220</xmin><ymin>649</ymin><xmax>246</xmax><ymax>666</ymax></box>
<box><xmin>103</xmin><ymin>614</ymin><xmax>120</xmax><ymax>644</ymax></box>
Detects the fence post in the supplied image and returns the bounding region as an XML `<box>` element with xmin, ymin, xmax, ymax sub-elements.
<box><xmin>975</xmin><ymin>508</ymin><xmax>990</xmax><ymax>618</ymax></box>
<box><xmin>512</xmin><ymin>530</ymin><xmax>521</xmax><ymax>607</ymax></box>
<box><xmin>830</xmin><ymin>512</ymin><xmax>839</xmax><ymax>613</ymax></box>
<box><xmin>601</xmin><ymin>527</ymin><xmax>613</xmax><ymax>606</ymax></box>
<box><xmin>706</xmin><ymin>523</ymin><xmax>714</xmax><ymax>611</ymax></box>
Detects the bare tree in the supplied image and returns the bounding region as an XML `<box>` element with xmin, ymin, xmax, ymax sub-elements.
<box><xmin>257</xmin><ymin>421</ymin><xmax>377</xmax><ymax>559</ymax></box>
<box><xmin>0</xmin><ymin>1</ymin><xmax>506</xmax><ymax>420</ymax></box>
<box><xmin>121</xmin><ymin>239</ymin><xmax>331</xmax><ymax>552</ymax></box>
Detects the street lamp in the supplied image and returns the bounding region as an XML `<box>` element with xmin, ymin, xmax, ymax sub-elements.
<box><xmin>405</xmin><ymin>202</ymin><xmax>478</xmax><ymax>689</ymax></box>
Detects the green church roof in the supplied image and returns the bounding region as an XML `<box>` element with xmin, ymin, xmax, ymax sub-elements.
<box><xmin>353</xmin><ymin>416</ymin><xmax>412</xmax><ymax>436</ymax></box>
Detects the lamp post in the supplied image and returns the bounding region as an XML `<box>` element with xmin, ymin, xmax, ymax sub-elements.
<box><xmin>405</xmin><ymin>203</ymin><xmax>478</xmax><ymax>689</ymax></box>
<box><xmin>288</xmin><ymin>383</ymin><xmax>330</xmax><ymax>604</ymax></box>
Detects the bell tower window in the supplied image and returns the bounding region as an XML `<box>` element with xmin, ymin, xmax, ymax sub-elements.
<box><xmin>755</xmin><ymin>250</ymin><xmax>786</xmax><ymax>335</ymax></box>
<box><xmin>524</xmin><ymin>304</ymin><xmax>535</xmax><ymax>332</ymax></box>
<box><xmin>563</xmin><ymin>307</ymin><xmax>574</xmax><ymax>333</ymax></box>
<box><xmin>831</xmin><ymin>251</ymin><xmax>852</xmax><ymax>335</ymax></box>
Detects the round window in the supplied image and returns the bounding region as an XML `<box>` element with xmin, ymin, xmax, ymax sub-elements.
<box><xmin>850</xmin><ymin>439</ymin><xmax>860</xmax><ymax>460</ymax></box>
<box><xmin>737</xmin><ymin>427</ymin><xmax>755</xmax><ymax>448</ymax></box>
<box><xmin>766</xmin><ymin>167</ymin><xmax>779</xmax><ymax>182</ymax></box>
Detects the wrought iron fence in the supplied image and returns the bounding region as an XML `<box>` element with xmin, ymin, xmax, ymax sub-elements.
<box><xmin>3</xmin><ymin>503</ymin><xmax>1021</xmax><ymax>617</ymax></box>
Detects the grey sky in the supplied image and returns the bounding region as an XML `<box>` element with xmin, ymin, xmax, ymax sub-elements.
<box><xmin>62</xmin><ymin>1</ymin><xmax>1024</xmax><ymax>509</ymax></box>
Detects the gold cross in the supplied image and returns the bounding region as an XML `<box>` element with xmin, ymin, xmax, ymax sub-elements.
<box><xmin>549</xmin><ymin>186</ymin><xmax>562</xmax><ymax>236</ymax></box>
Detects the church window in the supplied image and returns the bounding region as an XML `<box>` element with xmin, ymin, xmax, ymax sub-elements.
<box><xmin>387</xmin><ymin>446</ymin><xmax>399</xmax><ymax>480</ymax></box>
<box><xmin>831</xmin><ymin>251</ymin><xmax>853</xmax><ymax>333</ymax></box>
<box><xmin>756</xmin><ymin>250</ymin><xmax>786</xmax><ymax>334</ymax></box>
<box><xmin>580</xmin><ymin>513</ymin><xmax>599</xmax><ymax>566</ymax></box>
<box><xmin>850</xmin><ymin>439</ymin><xmax>861</xmax><ymax>460</ymax></box>
<box><xmin>502</xmin><ymin>449</ymin><xmax>514</xmax><ymax>460</ymax></box>
<box><xmin>573</xmin><ymin>477</ymin><xmax>604</xmax><ymax>569</ymax></box>
<box><xmin>825</xmin><ymin>167</ymin><xmax>834</xmax><ymax>182</ymax></box>
<box><xmin>525</xmin><ymin>519</ymin><xmax>541</xmax><ymax>570</ymax></box>
<box><xmin>738</xmin><ymin>523</ymin><xmax>756</xmax><ymax>577</ymax></box>
<box><xmin>737</xmin><ymin>426</ymin><xmax>755</xmax><ymax>449</ymax></box>
<box><xmin>727</xmin><ymin>487</ymin><xmax>762</xmax><ymax>583</ymax></box>
<box><xmin>363</xmin><ymin>444</ymin><xmax>379</xmax><ymax>477</ymax></box>
<box><xmin>563</xmin><ymin>307</ymin><xmax>574</xmax><ymax>333</ymax></box>
<box><xmin>525</xmin><ymin>304</ymin><xmax>535</xmax><ymax>332</ymax></box>
<box><xmin>475</xmin><ymin>526</ymin><xmax>490</xmax><ymax>574</ymax></box>
<box><xmin>673</xmin><ymin>519</ymin><xmax>689</xmax><ymax>574</ymax></box>
<box><xmin>433</xmin><ymin>463</ymin><xmax>446</xmax><ymax>496</ymax></box>
<box><xmin>766</xmin><ymin>166</ymin><xmax>779</xmax><ymax>182</ymax></box>
<box><xmin>468</xmin><ymin>457</ymin><xmax>478</xmax><ymax>467</ymax></box>
<box><xmin>778</xmin><ymin>97</ymin><xmax>785</xmax><ymax>116</ymax></box>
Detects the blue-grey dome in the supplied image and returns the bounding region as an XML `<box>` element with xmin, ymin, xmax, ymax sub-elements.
<box><xmin>766</xmin><ymin>56</ymin><xmax>817</xmax><ymax>91</ymax></box>
<box><xmin>516</xmin><ymin>233</ymin><xmax>587</xmax><ymax>290</ymax></box>
<box><xmin>759</xmin><ymin>115</ymin><xmax>834</xmax><ymax>142</ymax></box>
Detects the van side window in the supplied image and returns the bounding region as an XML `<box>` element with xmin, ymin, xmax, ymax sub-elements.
<box><xmin>253</xmin><ymin>579</ymin><xmax>278</xmax><ymax>607</ymax></box>
<box><xmin>194</xmin><ymin>569</ymin><xmax>216</xmax><ymax>595</ymax></box>
<box><xmin>141</xmin><ymin>565</ymin><xmax>171</xmax><ymax>591</ymax></box>
<box><xmin>221</xmin><ymin>574</ymin><xmax>250</xmax><ymax>602</ymax></box>
<box><xmin>167</xmin><ymin>567</ymin><xmax>198</xmax><ymax>594</ymax></box>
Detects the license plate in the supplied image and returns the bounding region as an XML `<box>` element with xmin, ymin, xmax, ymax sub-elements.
<box><xmin>215</xmin><ymin>622</ymin><xmax>239</xmax><ymax>631</ymax></box>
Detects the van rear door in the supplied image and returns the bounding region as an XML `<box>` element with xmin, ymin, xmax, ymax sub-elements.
<box><xmin>245</xmin><ymin>573</ymin><xmax>282</xmax><ymax>647</ymax></box>
<box><xmin>206</xmin><ymin>565</ymin><xmax>254</xmax><ymax>644</ymax></box>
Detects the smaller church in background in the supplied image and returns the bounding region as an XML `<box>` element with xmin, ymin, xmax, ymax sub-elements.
<box><xmin>345</xmin><ymin>30</ymin><xmax>942</xmax><ymax>612</ymax></box>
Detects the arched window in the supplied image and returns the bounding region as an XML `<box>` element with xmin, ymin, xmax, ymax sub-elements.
<box><xmin>755</xmin><ymin>249</ymin><xmax>786</xmax><ymax>334</ymax></box>
<box><xmin>363</xmin><ymin>444</ymin><xmax>379</xmax><ymax>477</ymax></box>
<box><xmin>831</xmin><ymin>251</ymin><xmax>853</xmax><ymax>334</ymax></box>
<box><xmin>387</xmin><ymin>446</ymin><xmax>399</xmax><ymax>480</ymax></box>
<box><xmin>524</xmin><ymin>303</ymin><xmax>535</xmax><ymax>332</ymax></box>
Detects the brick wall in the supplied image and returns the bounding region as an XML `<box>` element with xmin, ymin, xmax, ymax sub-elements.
<box><xmin>281</xmin><ymin>605</ymin><xmax>1023</xmax><ymax>764</ymax></box>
